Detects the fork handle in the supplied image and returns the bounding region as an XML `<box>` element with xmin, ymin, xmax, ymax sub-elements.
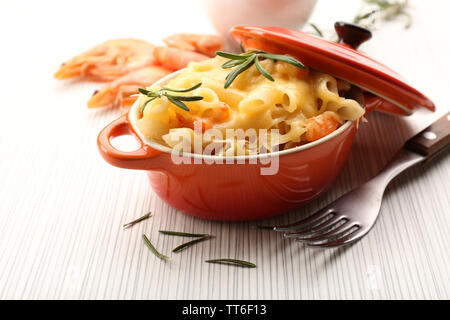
<box><xmin>366</xmin><ymin>112</ymin><xmax>450</xmax><ymax>189</ymax></box>
<box><xmin>404</xmin><ymin>111</ymin><xmax>450</xmax><ymax>160</ymax></box>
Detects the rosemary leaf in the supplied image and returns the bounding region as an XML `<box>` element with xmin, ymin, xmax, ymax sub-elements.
<box><xmin>138</xmin><ymin>82</ymin><xmax>202</xmax><ymax>113</ymax></box>
<box><xmin>123</xmin><ymin>212</ymin><xmax>151</xmax><ymax>229</ymax></box>
<box><xmin>142</xmin><ymin>234</ymin><xmax>169</xmax><ymax>261</ymax></box>
<box><xmin>161</xmin><ymin>82</ymin><xmax>202</xmax><ymax>92</ymax></box>
<box><xmin>224</xmin><ymin>55</ymin><xmax>255</xmax><ymax>88</ymax></box>
<box><xmin>216</xmin><ymin>51</ymin><xmax>251</xmax><ymax>60</ymax></box>
<box><xmin>159</xmin><ymin>230</ymin><xmax>209</xmax><ymax>237</ymax></box>
<box><xmin>205</xmin><ymin>259</ymin><xmax>256</xmax><ymax>268</ymax></box>
<box><xmin>222</xmin><ymin>59</ymin><xmax>246</xmax><ymax>69</ymax></box>
<box><xmin>366</xmin><ymin>0</ymin><xmax>391</xmax><ymax>9</ymax></box>
<box><xmin>138</xmin><ymin>88</ymin><xmax>151</xmax><ymax>95</ymax></box>
<box><xmin>354</xmin><ymin>0</ymin><xmax>411</xmax><ymax>29</ymax></box>
<box><xmin>167</xmin><ymin>96</ymin><xmax>190</xmax><ymax>111</ymax></box>
<box><xmin>172</xmin><ymin>235</ymin><xmax>213</xmax><ymax>253</ymax></box>
<box><xmin>219</xmin><ymin>50</ymin><xmax>305</xmax><ymax>88</ymax></box>
<box><xmin>255</xmin><ymin>58</ymin><xmax>274</xmax><ymax>82</ymax></box>
<box><xmin>309</xmin><ymin>23</ymin><xmax>324</xmax><ymax>37</ymax></box>
<box><xmin>141</xmin><ymin>97</ymin><xmax>157</xmax><ymax>113</ymax></box>
<box><xmin>353</xmin><ymin>9</ymin><xmax>379</xmax><ymax>24</ymax></box>
<box><xmin>258</xmin><ymin>53</ymin><xmax>305</xmax><ymax>69</ymax></box>
<box><xmin>165</xmin><ymin>95</ymin><xmax>204</xmax><ymax>102</ymax></box>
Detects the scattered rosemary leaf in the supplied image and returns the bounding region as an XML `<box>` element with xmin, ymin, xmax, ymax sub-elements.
<box><xmin>172</xmin><ymin>235</ymin><xmax>213</xmax><ymax>253</ymax></box>
<box><xmin>159</xmin><ymin>230</ymin><xmax>210</xmax><ymax>238</ymax></box>
<box><xmin>142</xmin><ymin>234</ymin><xmax>169</xmax><ymax>261</ymax></box>
<box><xmin>123</xmin><ymin>212</ymin><xmax>151</xmax><ymax>229</ymax></box>
<box><xmin>205</xmin><ymin>259</ymin><xmax>256</xmax><ymax>268</ymax></box>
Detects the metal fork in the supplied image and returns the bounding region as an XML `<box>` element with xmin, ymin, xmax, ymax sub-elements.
<box><xmin>274</xmin><ymin>112</ymin><xmax>450</xmax><ymax>248</ymax></box>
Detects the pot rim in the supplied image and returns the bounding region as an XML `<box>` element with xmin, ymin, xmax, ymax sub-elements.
<box><xmin>128</xmin><ymin>69</ymin><xmax>354</xmax><ymax>161</ymax></box>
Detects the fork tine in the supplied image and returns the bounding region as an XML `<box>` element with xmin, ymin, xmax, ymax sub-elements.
<box><xmin>284</xmin><ymin>215</ymin><xmax>346</xmax><ymax>239</ymax></box>
<box><xmin>274</xmin><ymin>208</ymin><xmax>334</xmax><ymax>232</ymax></box>
<box><xmin>295</xmin><ymin>220</ymin><xmax>351</xmax><ymax>242</ymax></box>
<box><xmin>305</xmin><ymin>225</ymin><xmax>367</xmax><ymax>248</ymax></box>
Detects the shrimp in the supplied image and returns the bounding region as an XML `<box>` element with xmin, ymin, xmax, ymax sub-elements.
<box><xmin>153</xmin><ymin>46</ymin><xmax>209</xmax><ymax>71</ymax></box>
<box><xmin>55</xmin><ymin>39</ymin><xmax>155</xmax><ymax>81</ymax></box>
<box><xmin>163</xmin><ymin>34</ymin><xmax>223</xmax><ymax>57</ymax></box>
<box><xmin>175</xmin><ymin>103</ymin><xmax>230</xmax><ymax>132</ymax></box>
<box><xmin>305</xmin><ymin>111</ymin><xmax>342</xmax><ymax>142</ymax></box>
<box><xmin>87</xmin><ymin>66</ymin><xmax>171</xmax><ymax>108</ymax></box>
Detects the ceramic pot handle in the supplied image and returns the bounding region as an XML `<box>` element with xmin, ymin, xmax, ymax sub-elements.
<box><xmin>97</xmin><ymin>114</ymin><xmax>163</xmax><ymax>170</ymax></box>
<box><xmin>335</xmin><ymin>21</ymin><xmax>372</xmax><ymax>50</ymax></box>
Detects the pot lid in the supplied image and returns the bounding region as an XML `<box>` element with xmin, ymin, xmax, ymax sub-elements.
<box><xmin>230</xmin><ymin>23</ymin><xmax>435</xmax><ymax>115</ymax></box>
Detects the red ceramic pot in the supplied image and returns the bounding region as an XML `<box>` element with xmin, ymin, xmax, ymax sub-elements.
<box><xmin>97</xmin><ymin>23</ymin><xmax>434</xmax><ymax>221</ymax></box>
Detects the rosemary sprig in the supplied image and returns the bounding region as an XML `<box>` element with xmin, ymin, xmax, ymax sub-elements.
<box><xmin>159</xmin><ymin>230</ymin><xmax>209</xmax><ymax>237</ymax></box>
<box><xmin>172</xmin><ymin>235</ymin><xmax>213</xmax><ymax>253</ymax></box>
<box><xmin>123</xmin><ymin>212</ymin><xmax>151</xmax><ymax>229</ymax></box>
<box><xmin>216</xmin><ymin>50</ymin><xmax>305</xmax><ymax>88</ymax></box>
<box><xmin>307</xmin><ymin>0</ymin><xmax>411</xmax><ymax>39</ymax></box>
<box><xmin>138</xmin><ymin>82</ymin><xmax>203</xmax><ymax>113</ymax></box>
<box><xmin>205</xmin><ymin>259</ymin><xmax>256</xmax><ymax>268</ymax></box>
<box><xmin>354</xmin><ymin>0</ymin><xmax>411</xmax><ymax>30</ymax></box>
<box><xmin>353</xmin><ymin>9</ymin><xmax>379</xmax><ymax>25</ymax></box>
<box><xmin>142</xmin><ymin>234</ymin><xmax>169</xmax><ymax>261</ymax></box>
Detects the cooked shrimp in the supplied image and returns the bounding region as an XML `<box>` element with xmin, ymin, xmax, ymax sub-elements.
<box><xmin>87</xmin><ymin>66</ymin><xmax>171</xmax><ymax>108</ymax></box>
<box><xmin>163</xmin><ymin>34</ymin><xmax>223</xmax><ymax>57</ymax></box>
<box><xmin>55</xmin><ymin>39</ymin><xmax>155</xmax><ymax>81</ymax></box>
<box><xmin>153</xmin><ymin>46</ymin><xmax>210</xmax><ymax>71</ymax></box>
<box><xmin>305</xmin><ymin>111</ymin><xmax>342</xmax><ymax>142</ymax></box>
<box><xmin>174</xmin><ymin>103</ymin><xmax>230</xmax><ymax>132</ymax></box>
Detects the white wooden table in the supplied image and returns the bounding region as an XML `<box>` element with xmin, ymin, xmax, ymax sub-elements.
<box><xmin>0</xmin><ymin>0</ymin><xmax>449</xmax><ymax>299</ymax></box>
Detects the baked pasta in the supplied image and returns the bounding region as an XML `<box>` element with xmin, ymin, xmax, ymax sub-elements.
<box><xmin>136</xmin><ymin>55</ymin><xmax>364</xmax><ymax>156</ymax></box>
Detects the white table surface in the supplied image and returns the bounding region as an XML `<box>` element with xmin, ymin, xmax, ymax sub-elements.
<box><xmin>0</xmin><ymin>0</ymin><xmax>449</xmax><ymax>300</ymax></box>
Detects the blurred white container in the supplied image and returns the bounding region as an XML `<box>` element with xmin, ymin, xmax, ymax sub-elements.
<box><xmin>203</xmin><ymin>0</ymin><xmax>318</xmax><ymax>50</ymax></box>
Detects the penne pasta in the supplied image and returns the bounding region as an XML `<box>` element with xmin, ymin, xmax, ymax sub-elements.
<box><xmin>137</xmin><ymin>56</ymin><xmax>365</xmax><ymax>156</ymax></box>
